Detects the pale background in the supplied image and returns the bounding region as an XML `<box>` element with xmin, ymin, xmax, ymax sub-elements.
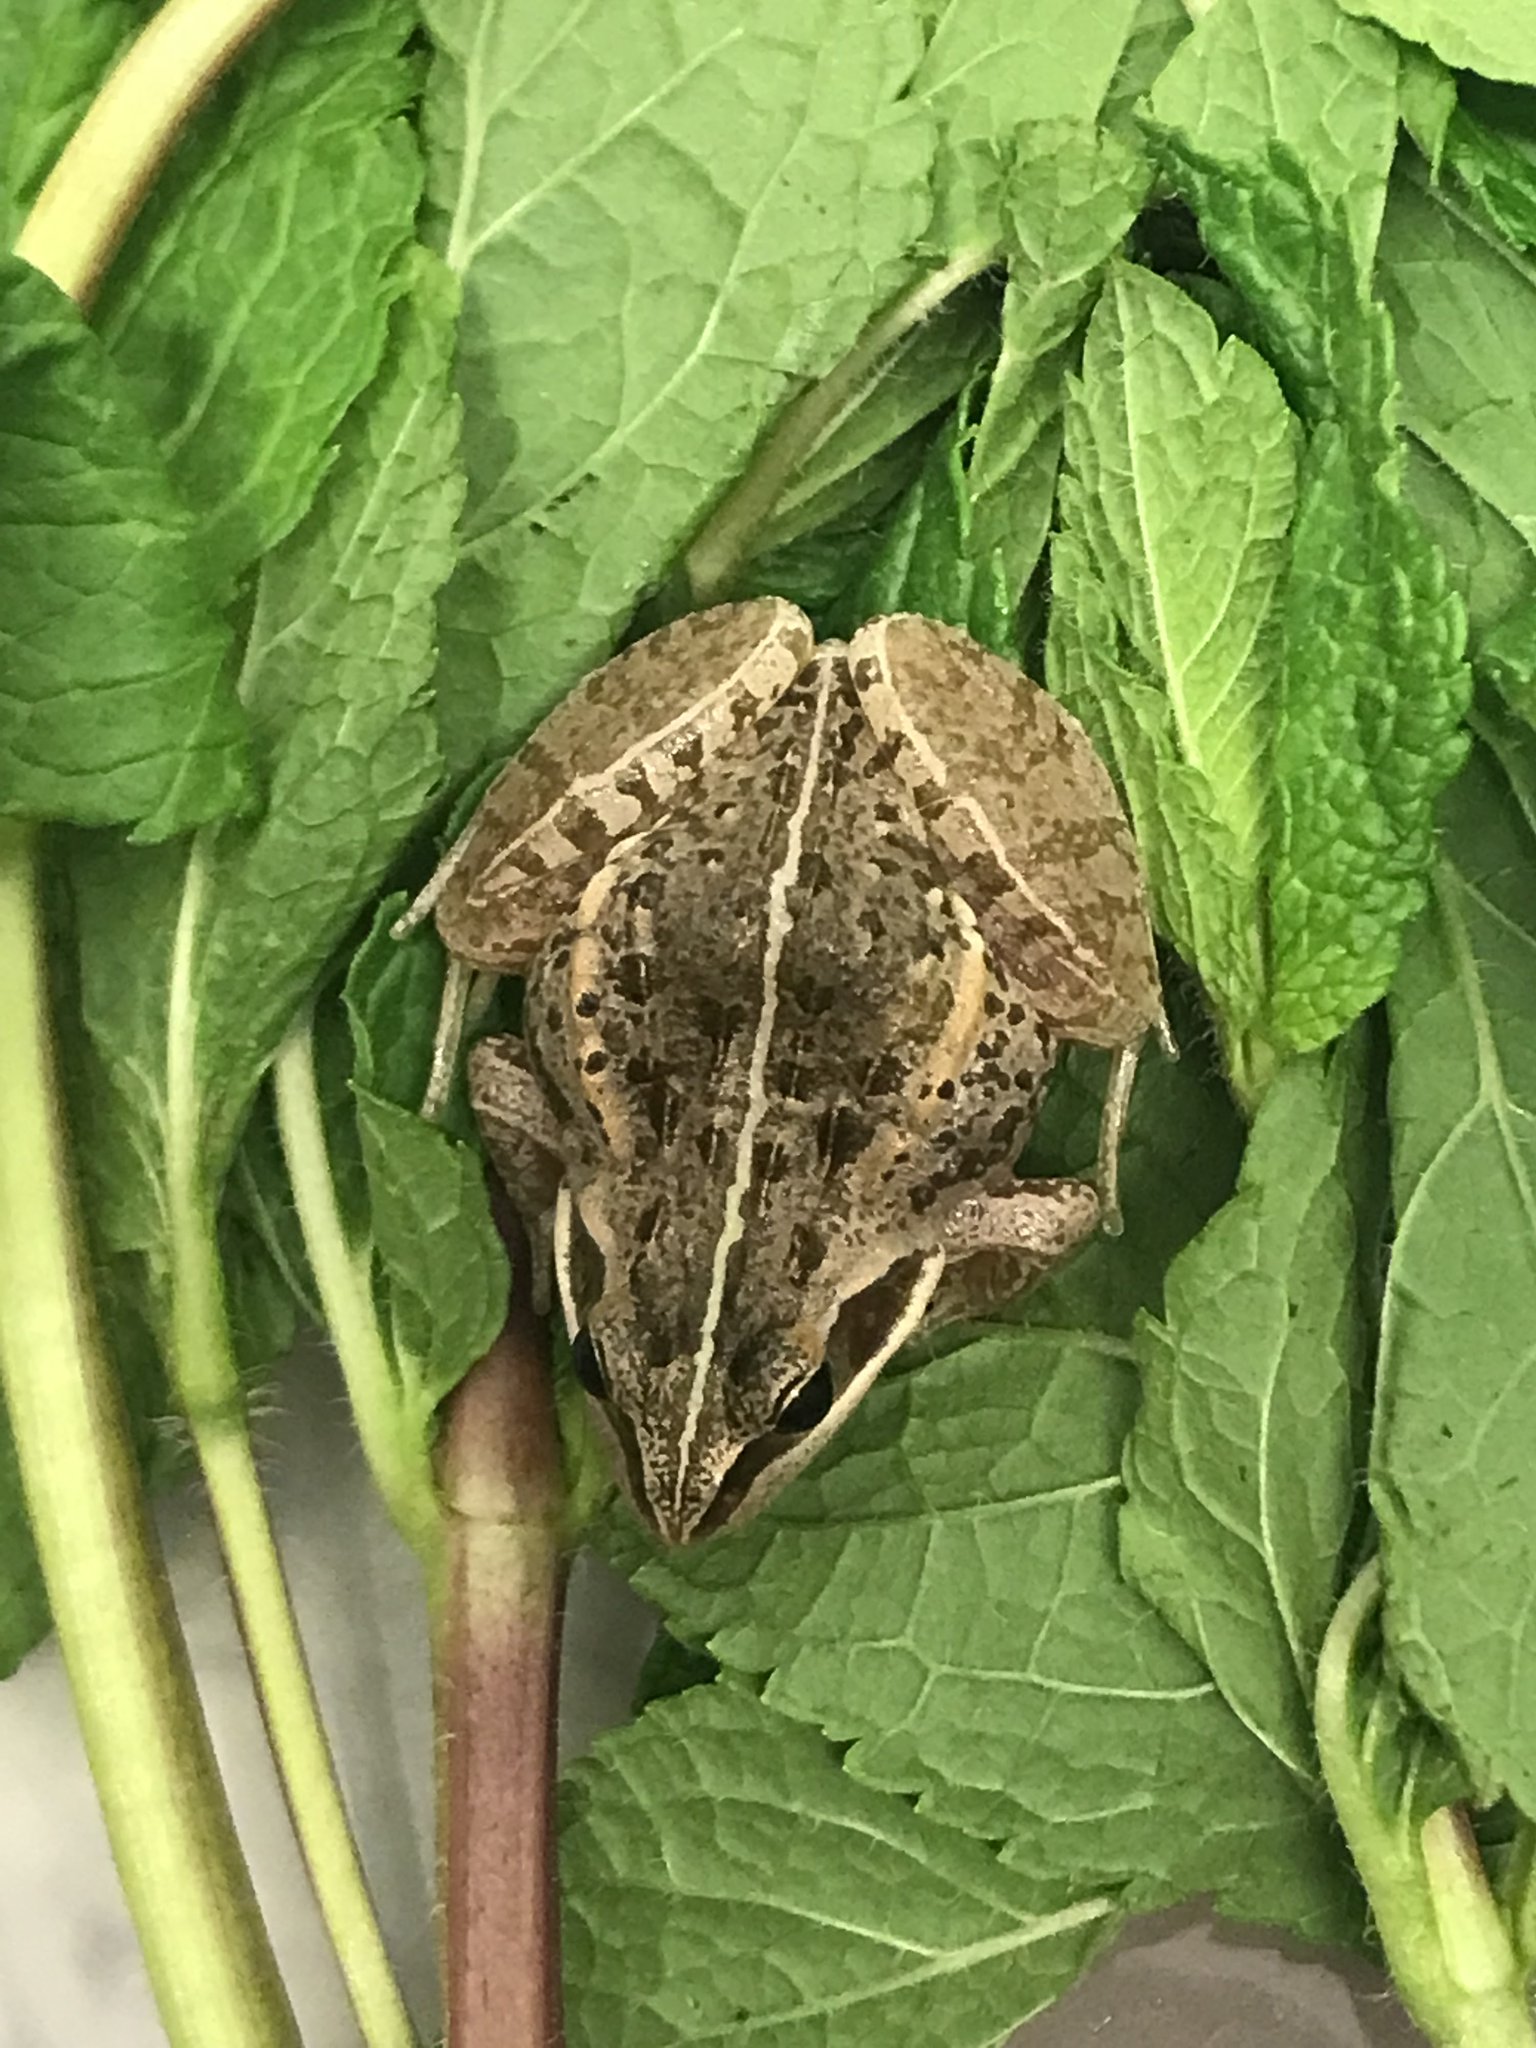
<box><xmin>0</xmin><ymin>1344</ymin><xmax>1424</xmax><ymax>2046</ymax></box>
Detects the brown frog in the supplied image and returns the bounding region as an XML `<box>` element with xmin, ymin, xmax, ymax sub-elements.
<box><xmin>399</xmin><ymin>601</ymin><xmax>1162</xmax><ymax>1541</ymax></box>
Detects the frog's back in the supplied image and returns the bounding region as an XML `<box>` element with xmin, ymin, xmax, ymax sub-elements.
<box><xmin>526</xmin><ymin>653</ymin><xmax>1055</xmax><ymax>1346</ymax></box>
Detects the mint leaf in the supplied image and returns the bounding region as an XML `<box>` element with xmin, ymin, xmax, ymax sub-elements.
<box><xmin>0</xmin><ymin>255</ymin><xmax>244</xmax><ymax>835</ymax></box>
<box><xmin>95</xmin><ymin>0</ymin><xmax>423</xmax><ymax>591</ymax></box>
<box><xmin>912</xmin><ymin>0</ymin><xmax>1142</xmax><ymax>135</ymax></box>
<box><xmin>343</xmin><ymin>903</ymin><xmax>506</xmax><ymax>1424</ymax></box>
<box><xmin>1336</xmin><ymin>0</ymin><xmax>1536</xmax><ymax>85</ymax></box>
<box><xmin>968</xmin><ymin>124</ymin><xmax>1149</xmax><ymax>603</ymax></box>
<box><xmin>1396</xmin><ymin>43</ymin><xmax>1457</xmax><ymax>171</ymax></box>
<box><xmin>637</xmin><ymin>1335</ymin><xmax>1356</xmax><ymax>1939</ymax></box>
<box><xmin>745</xmin><ymin>291</ymin><xmax>998</xmax><ymax>569</ymax></box>
<box><xmin>629</xmin><ymin>1043</ymin><xmax>1356</xmax><ymax>1941</ymax></box>
<box><xmin>1374</xmin><ymin>712</ymin><xmax>1536</xmax><ymax>1810</ymax></box>
<box><xmin>72</xmin><ymin>254</ymin><xmax>462</xmax><ymax>1272</ymax></box>
<box><xmin>1378</xmin><ymin>159</ymin><xmax>1536</xmax><ymax>556</ymax></box>
<box><xmin>1269</xmin><ymin>323</ymin><xmax>1470</xmax><ymax>1052</ymax></box>
<box><xmin>1121</xmin><ymin>1048</ymin><xmax>1371</xmax><ymax>1787</ymax></box>
<box><xmin>1404</xmin><ymin>444</ymin><xmax>1536</xmax><ymax>650</ymax></box>
<box><xmin>563</xmin><ymin>1682</ymin><xmax>1119</xmax><ymax>2048</ymax></box>
<box><xmin>423</xmin><ymin>0</ymin><xmax>934</xmax><ymax>762</ymax></box>
<box><xmin>1101</xmin><ymin>0</ymin><xmax>1190</xmax><ymax>138</ymax></box>
<box><xmin>1147</xmin><ymin>0</ymin><xmax>1401</xmax><ymax>273</ymax></box>
<box><xmin>1442</xmin><ymin>81</ymin><xmax>1536</xmax><ymax>251</ymax></box>
<box><xmin>848</xmin><ymin>386</ymin><xmax>1015</xmax><ymax>655</ymax></box>
<box><xmin>1049</xmin><ymin>261</ymin><xmax>1297</xmax><ymax>1082</ymax></box>
<box><xmin>1149</xmin><ymin>67</ymin><xmax>1472</xmax><ymax>1058</ymax></box>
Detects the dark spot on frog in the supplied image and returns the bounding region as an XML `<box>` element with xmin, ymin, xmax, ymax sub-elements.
<box><xmin>696</xmin><ymin>1123</ymin><xmax>727</xmax><ymax>1167</ymax></box>
<box><xmin>753</xmin><ymin>1137</ymin><xmax>790</xmax><ymax>1186</ymax></box>
<box><xmin>864</xmin><ymin>735</ymin><xmax>903</xmax><ymax>776</ymax></box>
<box><xmin>816</xmin><ymin>1103</ymin><xmax>872</xmax><ymax>1171</ymax></box>
<box><xmin>635</xmin><ymin>1199</ymin><xmax>664</xmax><ymax>1246</ymax></box>
<box><xmin>672</xmin><ymin>731</ymin><xmax>704</xmax><ymax>774</ymax></box>
<box><xmin>584</xmin><ymin>1050</ymin><xmax>608</xmax><ymax>1074</ymax></box>
<box><xmin>936</xmin><ymin>1078</ymin><xmax>956</xmax><ymax>1101</ymax></box>
<box><xmin>615</xmin><ymin>953</ymin><xmax>651</xmax><ymax>1004</ymax></box>
<box><xmin>789</xmin><ymin>1221</ymin><xmax>827</xmax><ymax>1281</ymax></box>
<box><xmin>910</xmin><ymin>1183</ymin><xmax>937</xmax><ymax>1214</ymax></box>
<box><xmin>574</xmin><ymin>989</ymin><xmax>601</xmax><ymax>1018</ymax></box>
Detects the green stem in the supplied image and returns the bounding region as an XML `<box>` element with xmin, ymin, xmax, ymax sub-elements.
<box><xmin>0</xmin><ymin>821</ymin><xmax>298</xmax><ymax>2048</ymax></box>
<box><xmin>15</xmin><ymin>0</ymin><xmax>294</xmax><ymax>307</ymax></box>
<box><xmin>165</xmin><ymin>852</ymin><xmax>418</xmax><ymax>2048</ymax></box>
<box><xmin>1315</xmin><ymin>1562</ymin><xmax>1536</xmax><ymax>2048</ymax></box>
<box><xmin>436</xmin><ymin>1203</ymin><xmax>569</xmax><ymax>2048</ymax></box>
<box><xmin>272</xmin><ymin>1016</ymin><xmax>443</xmax><ymax>1572</ymax></box>
<box><xmin>684</xmin><ymin>247</ymin><xmax>998</xmax><ymax>604</ymax></box>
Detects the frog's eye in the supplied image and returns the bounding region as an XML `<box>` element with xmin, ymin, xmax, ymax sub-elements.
<box><xmin>570</xmin><ymin>1328</ymin><xmax>609</xmax><ymax>1399</ymax></box>
<box><xmin>773</xmin><ymin>1361</ymin><xmax>834</xmax><ymax>1434</ymax></box>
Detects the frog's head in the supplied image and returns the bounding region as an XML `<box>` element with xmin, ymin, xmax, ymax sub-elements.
<box><xmin>553</xmin><ymin>1182</ymin><xmax>945</xmax><ymax>1543</ymax></box>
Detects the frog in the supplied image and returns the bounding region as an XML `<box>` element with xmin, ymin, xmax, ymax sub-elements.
<box><xmin>398</xmin><ymin>600</ymin><xmax>1164</xmax><ymax>1543</ymax></box>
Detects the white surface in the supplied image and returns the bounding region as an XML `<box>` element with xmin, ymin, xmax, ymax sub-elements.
<box><xmin>0</xmin><ymin>1345</ymin><xmax>1423</xmax><ymax>2047</ymax></box>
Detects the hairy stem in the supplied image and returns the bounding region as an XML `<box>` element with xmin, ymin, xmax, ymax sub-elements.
<box><xmin>1315</xmin><ymin>1562</ymin><xmax>1535</xmax><ymax>2048</ymax></box>
<box><xmin>437</xmin><ymin>1201</ymin><xmax>569</xmax><ymax>2048</ymax></box>
<box><xmin>684</xmin><ymin>248</ymin><xmax>997</xmax><ymax>604</ymax></box>
<box><xmin>0</xmin><ymin>822</ymin><xmax>299</xmax><ymax>2048</ymax></box>
<box><xmin>165</xmin><ymin>853</ymin><xmax>418</xmax><ymax>2048</ymax></box>
<box><xmin>273</xmin><ymin>1017</ymin><xmax>443</xmax><ymax>1571</ymax></box>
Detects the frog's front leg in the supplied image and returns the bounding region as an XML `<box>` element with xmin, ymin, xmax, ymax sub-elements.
<box><xmin>929</xmin><ymin>1175</ymin><xmax>1102</xmax><ymax>1325</ymax></box>
<box><xmin>467</xmin><ymin>1033</ymin><xmax>565</xmax><ymax>1312</ymax></box>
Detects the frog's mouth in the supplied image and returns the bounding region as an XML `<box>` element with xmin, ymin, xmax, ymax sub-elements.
<box><xmin>687</xmin><ymin>1247</ymin><xmax>947</xmax><ymax>1541</ymax></box>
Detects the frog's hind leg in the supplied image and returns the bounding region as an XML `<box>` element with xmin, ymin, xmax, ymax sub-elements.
<box><xmin>848</xmin><ymin>612</ymin><xmax>1165</xmax><ymax>1053</ymax></box>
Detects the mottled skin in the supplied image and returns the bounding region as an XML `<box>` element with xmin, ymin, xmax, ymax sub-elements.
<box><xmin>404</xmin><ymin>601</ymin><xmax>1162</xmax><ymax>1542</ymax></box>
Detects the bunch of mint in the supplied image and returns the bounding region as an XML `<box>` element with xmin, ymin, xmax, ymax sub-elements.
<box><xmin>4</xmin><ymin>2</ymin><xmax>1536</xmax><ymax>2044</ymax></box>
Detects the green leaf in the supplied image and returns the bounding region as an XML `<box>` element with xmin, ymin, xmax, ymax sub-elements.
<box><xmin>968</xmin><ymin>124</ymin><xmax>1149</xmax><ymax>603</ymax></box>
<box><xmin>563</xmin><ymin>1682</ymin><xmax>1120</xmax><ymax>2048</ymax></box>
<box><xmin>1100</xmin><ymin>0</ymin><xmax>1191</xmax><ymax>139</ymax></box>
<box><xmin>1378</xmin><ymin>158</ymin><xmax>1536</xmax><ymax>556</ymax></box>
<box><xmin>637</xmin><ymin>1336</ymin><xmax>1356</xmax><ymax>1939</ymax></box>
<box><xmin>912</xmin><ymin>0</ymin><xmax>1143</xmax><ymax>135</ymax></box>
<box><xmin>1146</xmin><ymin>0</ymin><xmax>1401</xmax><ymax>275</ymax></box>
<box><xmin>1396</xmin><ymin>42</ymin><xmax>1457</xmax><ymax>172</ymax></box>
<box><xmin>0</xmin><ymin>255</ymin><xmax>245</xmax><ymax>835</ymax></box>
<box><xmin>1269</xmin><ymin>398</ymin><xmax>1470</xmax><ymax>1052</ymax></box>
<box><xmin>1336</xmin><ymin>0</ymin><xmax>1536</xmax><ymax>85</ymax></box>
<box><xmin>845</xmin><ymin>385</ymin><xmax>1015</xmax><ymax>655</ymax></box>
<box><xmin>1148</xmin><ymin>88</ymin><xmax>1473</xmax><ymax>1057</ymax></box>
<box><xmin>1443</xmin><ymin>80</ymin><xmax>1536</xmax><ymax>251</ymax></box>
<box><xmin>72</xmin><ymin>251</ymin><xmax>463</xmax><ymax>1277</ymax></box>
<box><xmin>95</xmin><ymin>0</ymin><xmax>423</xmax><ymax>591</ymax></box>
<box><xmin>625</xmin><ymin>1043</ymin><xmax>1355</xmax><ymax>1943</ymax></box>
<box><xmin>1403</xmin><ymin>442</ymin><xmax>1536</xmax><ymax>652</ymax></box>
<box><xmin>1374</xmin><ymin>713</ymin><xmax>1536</xmax><ymax>1811</ymax></box>
<box><xmin>1049</xmin><ymin>261</ymin><xmax>1296</xmax><ymax>1080</ymax></box>
<box><xmin>744</xmin><ymin>290</ymin><xmax>999</xmax><ymax>565</ymax></box>
<box><xmin>423</xmin><ymin>0</ymin><xmax>934</xmax><ymax>763</ymax></box>
<box><xmin>1121</xmin><ymin>1048</ymin><xmax>1371</xmax><ymax>1788</ymax></box>
<box><xmin>344</xmin><ymin>903</ymin><xmax>507</xmax><ymax>1422</ymax></box>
